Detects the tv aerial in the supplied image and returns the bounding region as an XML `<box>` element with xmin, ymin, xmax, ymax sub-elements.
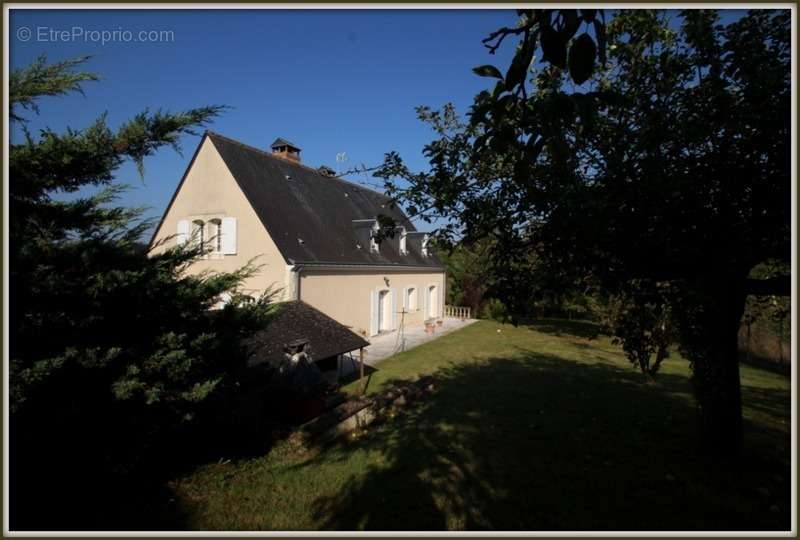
<box><xmin>336</xmin><ymin>152</ymin><xmax>348</xmax><ymax>175</ymax></box>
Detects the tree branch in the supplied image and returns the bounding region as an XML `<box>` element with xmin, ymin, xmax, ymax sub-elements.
<box><xmin>745</xmin><ymin>276</ymin><xmax>791</xmax><ymax>297</ymax></box>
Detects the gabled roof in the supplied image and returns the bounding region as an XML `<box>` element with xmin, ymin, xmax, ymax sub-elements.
<box><xmin>244</xmin><ymin>301</ymin><xmax>369</xmax><ymax>368</ymax></box>
<box><xmin>206</xmin><ymin>131</ymin><xmax>443</xmax><ymax>268</ymax></box>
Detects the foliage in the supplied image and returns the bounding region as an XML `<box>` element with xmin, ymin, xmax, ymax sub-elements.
<box><xmin>742</xmin><ymin>261</ymin><xmax>791</xmax><ymax>341</ymax></box>
<box><xmin>435</xmin><ymin>239</ymin><xmax>492</xmax><ymax>316</ymax></box>
<box><xmin>9</xmin><ymin>54</ymin><xmax>100</xmax><ymax>122</ymax></box>
<box><xmin>9</xmin><ymin>56</ymin><xmax>276</xmax><ymax>528</ymax></box>
<box><xmin>477</xmin><ymin>9</ymin><xmax>607</xmax><ymax>88</ymax></box>
<box><xmin>481</xmin><ymin>298</ymin><xmax>508</xmax><ymax>321</ymax></box>
<box><xmin>602</xmin><ymin>281</ymin><xmax>675</xmax><ymax>379</ymax></box>
<box><xmin>374</xmin><ymin>10</ymin><xmax>790</xmax><ymax>451</ymax></box>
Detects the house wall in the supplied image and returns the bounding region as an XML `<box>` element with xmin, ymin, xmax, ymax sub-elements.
<box><xmin>298</xmin><ymin>268</ymin><xmax>446</xmax><ymax>337</ymax></box>
<box><xmin>150</xmin><ymin>137</ymin><xmax>289</xmax><ymax>299</ymax></box>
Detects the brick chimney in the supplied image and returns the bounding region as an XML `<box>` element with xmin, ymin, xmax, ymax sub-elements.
<box><xmin>270</xmin><ymin>137</ymin><xmax>301</xmax><ymax>163</ymax></box>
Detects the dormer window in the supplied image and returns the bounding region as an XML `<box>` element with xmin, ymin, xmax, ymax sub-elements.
<box><xmin>352</xmin><ymin>218</ymin><xmax>382</xmax><ymax>255</ymax></box>
<box><xmin>421</xmin><ymin>234</ymin><xmax>430</xmax><ymax>257</ymax></box>
<box><xmin>370</xmin><ymin>222</ymin><xmax>380</xmax><ymax>254</ymax></box>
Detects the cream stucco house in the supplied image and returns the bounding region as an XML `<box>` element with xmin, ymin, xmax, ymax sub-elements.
<box><xmin>150</xmin><ymin>131</ymin><xmax>446</xmax><ymax>338</ymax></box>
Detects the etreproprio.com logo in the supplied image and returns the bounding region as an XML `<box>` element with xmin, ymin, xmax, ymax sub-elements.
<box><xmin>16</xmin><ymin>26</ymin><xmax>175</xmax><ymax>45</ymax></box>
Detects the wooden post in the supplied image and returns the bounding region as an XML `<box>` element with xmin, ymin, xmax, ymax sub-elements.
<box><xmin>359</xmin><ymin>347</ymin><xmax>366</xmax><ymax>394</ymax></box>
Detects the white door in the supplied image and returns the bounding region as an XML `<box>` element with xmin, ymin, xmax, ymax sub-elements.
<box><xmin>378</xmin><ymin>290</ymin><xmax>390</xmax><ymax>332</ymax></box>
<box><xmin>428</xmin><ymin>285</ymin><xmax>437</xmax><ymax>319</ymax></box>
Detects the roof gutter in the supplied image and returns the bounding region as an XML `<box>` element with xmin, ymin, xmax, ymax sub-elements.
<box><xmin>288</xmin><ymin>261</ymin><xmax>445</xmax><ymax>272</ymax></box>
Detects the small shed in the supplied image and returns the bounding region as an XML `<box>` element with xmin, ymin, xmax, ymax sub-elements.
<box><xmin>244</xmin><ymin>300</ymin><xmax>370</xmax><ymax>376</ymax></box>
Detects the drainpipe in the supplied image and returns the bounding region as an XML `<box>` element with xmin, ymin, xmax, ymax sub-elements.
<box><xmin>291</xmin><ymin>264</ymin><xmax>302</xmax><ymax>301</ymax></box>
<box><xmin>443</xmin><ymin>267</ymin><xmax>447</xmax><ymax>319</ymax></box>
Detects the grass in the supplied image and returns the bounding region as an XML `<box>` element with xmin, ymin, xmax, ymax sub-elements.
<box><xmin>171</xmin><ymin>319</ymin><xmax>791</xmax><ymax>531</ymax></box>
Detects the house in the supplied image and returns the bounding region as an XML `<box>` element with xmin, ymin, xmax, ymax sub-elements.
<box><xmin>149</xmin><ymin>131</ymin><xmax>446</xmax><ymax>337</ymax></box>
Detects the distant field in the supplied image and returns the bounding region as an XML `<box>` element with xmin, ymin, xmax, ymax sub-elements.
<box><xmin>172</xmin><ymin>319</ymin><xmax>791</xmax><ymax>531</ymax></box>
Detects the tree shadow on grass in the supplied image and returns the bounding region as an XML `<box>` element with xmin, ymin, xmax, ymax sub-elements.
<box><xmin>303</xmin><ymin>353</ymin><xmax>790</xmax><ymax>531</ymax></box>
<box><xmin>522</xmin><ymin>318</ymin><xmax>605</xmax><ymax>340</ymax></box>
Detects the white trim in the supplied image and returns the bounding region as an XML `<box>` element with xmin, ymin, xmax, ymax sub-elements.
<box><xmin>391</xmin><ymin>288</ymin><xmax>398</xmax><ymax>330</ymax></box>
<box><xmin>369</xmin><ymin>289</ymin><xmax>379</xmax><ymax>337</ymax></box>
<box><xmin>399</xmin><ymin>227</ymin><xmax>407</xmax><ymax>255</ymax></box>
<box><xmin>376</xmin><ymin>287</ymin><xmax>391</xmax><ymax>333</ymax></box>
<box><xmin>369</xmin><ymin>221</ymin><xmax>380</xmax><ymax>254</ymax></box>
<box><xmin>292</xmin><ymin>263</ymin><xmax>444</xmax><ymax>272</ymax></box>
<box><xmin>221</xmin><ymin>216</ymin><xmax>237</xmax><ymax>255</ymax></box>
<box><xmin>209</xmin><ymin>218</ymin><xmax>223</xmax><ymax>254</ymax></box>
<box><xmin>176</xmin><ymin>219</ymin><xmax>190</xmax><ymax>246</ymax></box>
<box><xmin>425</xmin><ymin>283</ymin><xmax>439</xmax><ymax>320</ymax></box>
<box><xmin>191</xmin><ymin>219</ymin><xmax>205</xmax><ymax>248</ymax></box>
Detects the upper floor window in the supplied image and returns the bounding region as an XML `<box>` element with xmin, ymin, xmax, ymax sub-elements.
<box><xmin>209</xmin><ymin>218</ymin><xmax>222</xmax><ymax>254</ymax></box>
<box><xmin>421</xmin><ymin>234</ymin><xmax>430</xmax><ymax>257</ymax></box>
<box><xmin>178</xmin><ymin>217</ymin><xmax>237</xmax><ymax>256</ymax></box>
<box><xmin>192</xmin><ymin>220</ymin><xmax>205</xmax><ymax>248</ymax></box>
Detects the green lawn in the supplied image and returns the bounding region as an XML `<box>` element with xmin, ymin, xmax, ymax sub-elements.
<box><xmin>172</xmin><ymin>319</ymin><xmax>791</xmax><ymax>531</ymax></box>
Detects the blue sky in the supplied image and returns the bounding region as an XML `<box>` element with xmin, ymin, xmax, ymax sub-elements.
<box><xmin>9</xmin><ymin>9</ymin><xmax>751</xmax><ymax>233</ymax></box>
<box><xmin>10</xmin><ymin>9</ymin><xmax>520</xmax><ymax>231</ymax></box>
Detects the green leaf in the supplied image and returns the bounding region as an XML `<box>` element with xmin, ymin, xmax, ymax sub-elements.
<box><xmin>593</xmin><ymin>20</ymin><xmax>607</xmax><ymax>65</ymax></box>
<box><xmin>561</xmin><ymin>10</ymin><xmax>580</xmax><ymax>41</ymax></box>
<box><xmin>472</xmin><ymin>64</ymin><xmax>504</xmax><ymax>79</ymax></box>
<box><xmin>505</xmin><ymin>35</ymin><xmax>535</xmax><ymax>89</ymax></box>
<box><xmin>568</xmin><ymin>33</ymin><xmax>597</xmax><ymax>85</ymax></box>
<box><xmin>525</xmin><ymin>137</ymin><xmax>546</xmax><ymax>162</ymax></box>
<box><xmin>540</xmin><ymin>25</ymin><xmax>568</xmax><ymax>70</ymax></box>
<box><xmin>492</xmin><ymin>80</ymin><xmax>506</xmax><ymax>98</ymax></box>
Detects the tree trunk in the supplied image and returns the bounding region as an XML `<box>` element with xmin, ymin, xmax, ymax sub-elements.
<box><xmin>649</xmin><ymin>342</ymin><xmax>668</xmax><ymax>377</ymax></box>
<box><xmin>688</xmin><ymin>276</ymin><xmax>748</xmax><ymax>454</ymax></box>
<box><xmin>744</xmin><ymin>322</ymin><xmax>751</xmax><ymax>364</ymax></box>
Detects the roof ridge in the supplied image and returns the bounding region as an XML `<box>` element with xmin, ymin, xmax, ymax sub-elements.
<box><xmin>205</xmin><ymin>130</ymin><xmax>392</xmax><ymax>202</ymax></box>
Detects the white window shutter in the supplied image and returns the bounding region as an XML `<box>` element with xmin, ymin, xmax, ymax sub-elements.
<box><xmin>391</xmin><ymin>289</ymin><xmax>398</xmax><ymax>330</ymax></box>
<box><xmin>221</xmin><ymin>217</ymin><xmax>237</xmax><ymax>255</ymax></box>
<box><xmin>369</xmin><ymin>290</ymin><xmax>379</xmax><ymax>337</ymax></box>
<box><xmin>176</xmin><ymin>220</ymin><xmax>190</xmax><ymax>246</ymax></box>
<box><xmin>421</xmin><ymin>287</ymin><xmax>427</xmax><ymax>320</ymax></box>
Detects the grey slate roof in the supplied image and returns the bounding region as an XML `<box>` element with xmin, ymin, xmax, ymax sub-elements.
<box><xmin>244</xmin><ymin>301</ymin><xmax>369</xmax><ymax>368</ymax></box>
<box><xmin>207</xmin><ymin>131</ymin><xmax>443</xmax><ymax>268</ymax></box>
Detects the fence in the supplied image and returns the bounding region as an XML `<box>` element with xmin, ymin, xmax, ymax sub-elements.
<box><xmin>444</xmin><ymin>305</ymin><xmax>472</xmax><ymax>320</ymax></box>
<box><xmin>739</xmin><ymin>320</ymin><xmax>791</xmax><ymax>372</ymax></box>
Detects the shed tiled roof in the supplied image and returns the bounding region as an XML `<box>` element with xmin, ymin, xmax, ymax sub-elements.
<box><xmin>207</xmin><ymin>131</ymin><xmax>443</xmax><ymax>268</ymax></box>
<box><xmin>244</xmin><ymin>301</ymin><xmax>369</xmax><ymax>368</ymax></box>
